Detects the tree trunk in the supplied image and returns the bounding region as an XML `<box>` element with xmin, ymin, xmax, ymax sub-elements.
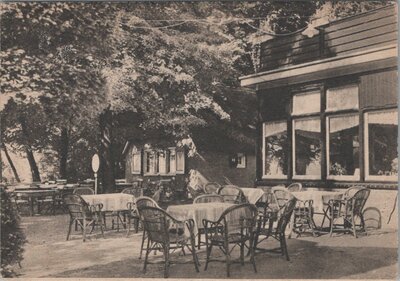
<box><xmin>99</xmin><ymin>108</ymin><xmax>115</xmax><ymax>193</ymax></box>
<box><xmin>59</xmin><ymin>127</ymin><xmax>69</xmax><ymax>179</ymax></box>
<box><xmin>19</xmin><ymin>115</ymin><xmax>41</xmax><ymax>182</ymax></box>
<box><xmin>1</xmin><ymin>143</ymin><xmax>21</xmax><ymax>183</ymax></box>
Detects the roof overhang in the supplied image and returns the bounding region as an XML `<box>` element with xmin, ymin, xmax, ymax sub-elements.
<box><xmin>240</xmin><ymin>44</ymin><xmax>398</xmax><ymax>90</ymax></box>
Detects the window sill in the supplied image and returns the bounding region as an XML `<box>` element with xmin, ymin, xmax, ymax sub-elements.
<box><xmin>327</xmin><ymin>175</ymin><xmax>360</xmax><ymax>181</ymax></box>
<box><xmin>262</xmin><ymin>175</ymin><xmax>288</xmax><ymax>180</ymax></box>
<box><xmin>292</xmin><ymin>175</ymin><xmax>321</xmax><ymax>180</ymax></box>
<box><xmin>365</xmin><ymin>175</ymin><xmax>398</xmax><ymax>182</ymax></box>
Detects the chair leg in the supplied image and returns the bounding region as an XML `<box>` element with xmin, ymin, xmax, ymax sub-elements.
<box><xmin>240</xmin><ymin>242</ymin><xmax>245</xmax><ymax>265</ymax></box>
<box><xmin>163</xmin><ymin>244</ymin><xmax>170</xmax><ymax>278</ymax></box>
<box><xmin>281</xmin><ymin>235</ymin><xmax>290</xmax><ymax>261</ymax></box>
<box><xmin>225</xmin><ymin>242</ymin><xmax>231</xmax><ymax>277</ymax></box>
<box><xmin>204</xmin><ymin>244</ymin><xmax>212</xmax><ymax>271</ymax></box>
<box><xmin>143</xmin><ymin>239</ymin><xmax>151</xmax><ymax>273</ymax></box>
<box><xmin>126</xmin><ymin>216</ymin><xmax>131</xmax><ymax>237</ymax></box>
<box><xmin>197</xmin><ymin>232</ymin><xmax>201</xmax><ymax>249</ymax></box>
<box><xmin>190</xmin><ymin>241</ymin><xmax>200</xmax><ymax>272</ymax></box>
<box><xmin>351</xmin><ymin>213</ymin><xmax>357</xmax><ymax>238</ymax></box>
<box><xmin>83</xmin><ymin>220</ymin><xmax>87</xmax><ymax>242</ymax></box>
<box><xmin>250</xmin><ymin>235</ymin><xmax>257</xmax><ymax>273</ymax></box>
<box><xmin>139</xmin><ymin>230</ymin><xmax>146</xmax><ymax>259</ymax></box>
<box><xmin>66</xmin><ymin>219</ymin><xmax>73</xmax><ymax>241</ymax></box>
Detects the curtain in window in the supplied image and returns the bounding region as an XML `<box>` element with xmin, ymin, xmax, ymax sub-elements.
<box><xmin>263</xmin><ymin>121</ymin><xmax>287</xmax><ymax>137</ymax></box>
<box><xmin>327</xmin><ymin>84</ymin><xmax>358</xmax><ymax>111</ymax></box>
<box><xmin>292</xmin><ymin>91</ymin><xmax>320</xmax><ymax>115</ymax></box>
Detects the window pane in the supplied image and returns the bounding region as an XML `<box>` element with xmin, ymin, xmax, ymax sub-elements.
<box><xmin>263</xmin><ymin>121</ymin><xmax>288</xmax><ymax>177</ymax></box>
<box><xmin>169</xmin><ymin>149</ymin><xmax>176</xmax><ymax>173</ymax></box>
<box><xmin>176</xmin><ymin>150</ymin><xmax>185</xmax><ymax>172</ymax></box>
<box><xmin>326</xmin><ymin>84</ymin><xmax>358</xmax><ymax>111</ymax></box>
<box><xmin>292</xmin><ymin>91</ymin><xmax>320</xmax><ymax>115</ymax></box>
<box><xmin>131</xmin><ymin>153</ymin><xmax>141</xmax><ymax>173</ymax></box>
<box><xmin>294</xmin><ymin>118</ymin><xmax>321</xmax><ymax>177</ymax></box>
<box><xmin>328</xmin><ymin>114</ymin><xmax>359</xmax><ymax>177</ymax></box>
<box><xmin>368</xmin><ymin>110</ymin><xmax>398</xmax><ymax>177</ymax></box>
<box><xmin>159</xmin><ymin>151</ymin><xmax>167</xmax><ymax>174</ymax></box>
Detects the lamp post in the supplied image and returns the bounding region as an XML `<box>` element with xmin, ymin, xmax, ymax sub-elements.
<box><xmin>91</xmin><ymin>154</ymin><xmax>100</xmax><ymax>194</ymax></box>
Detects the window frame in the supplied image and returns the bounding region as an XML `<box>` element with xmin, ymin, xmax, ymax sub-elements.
<box><xmin>130</xmin><ymin>146</ymin><xmax>142</xmax><ymax>175</ymax></box>
<box><xmin>326</xmin><ymin>113</ymin><xmax>361</xmax><ymax>181</ymax></box>
<box><xmin>364</xmin><ymin>109</ymin><xmax>398</xmax><ymax>182</ymax></box>
<box><xmin>175</xmin><ymin>149</ymin><xmax>185</xmax><ymax>174</ymax></box>
<box><xmin>292</xmin><ymin>116</ymin><xmax>322</xmax><ymax>180</ymax></box>
<box><xmin>236</xmin><ymin>153</ymin><xmax>246</xmax><ymax>169</ymax></box>
<box><xmin>262</xmin><ymin>120</ymin><xmax>288</xmax><ymax>180</ymax></box>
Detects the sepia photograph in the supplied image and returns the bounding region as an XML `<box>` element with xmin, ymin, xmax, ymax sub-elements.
<box><xmin>0</xmin><ymin>0</ymin><xmax>398</xmax><ymax>279</ymax></box>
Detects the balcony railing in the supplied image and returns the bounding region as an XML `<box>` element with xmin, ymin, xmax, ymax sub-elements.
<box><xmin>257</xmin><ymin>5</ymin><xmax>397</xmax><ymax>72</ymax></box>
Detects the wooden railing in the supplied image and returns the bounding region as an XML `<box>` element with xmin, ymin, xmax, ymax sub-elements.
<box><xmin>258</xmin><ymin>5</ymin><xmax>397</xmax><ymax>72</ymax></box>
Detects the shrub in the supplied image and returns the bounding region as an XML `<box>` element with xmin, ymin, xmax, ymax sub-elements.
<box><xmin>1</xmin><ymin>187</ymin><xmax>26</xmax><ymax>277</ymax></box>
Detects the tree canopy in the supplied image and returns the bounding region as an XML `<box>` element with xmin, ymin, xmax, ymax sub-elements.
<box><xmin>0</xmin><ymin>1</ymin><xmax>391</xmax><ymax>183</ymax></box>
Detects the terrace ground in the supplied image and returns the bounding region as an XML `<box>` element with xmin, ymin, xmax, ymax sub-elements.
<box><xmin>13</xmin><ymin>214</ymin><xmax>398</xmax><ymax>279</ymax></box>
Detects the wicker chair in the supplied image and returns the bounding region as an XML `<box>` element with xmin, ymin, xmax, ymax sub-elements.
<box><xmin>218</xmin><ymin>185</ymin><xmax>247</xmax><ymax>204</ymax></box>
<box><xmin>202</xmin><ymin>203</ymin><xmax>258</xmax><ymax>277</ymax></box>
<box><xmin>254</xmin><ymin>197</ymin><xmax>297</xmax><ymax>261</ymax></box>
<box><xmin>287</xmin><ymin>183</ymin><xmax>302</xmax><ymax>192</ymax></box>
<box><xmin>121</xmin><ymin>186</ymin><xmax>142</xmax><ymax>197</ymax></box>
<box><xmin>187</xmin><ymin>185</ymin><xmax>205</xmax><ymax>200</ymax></box>
<box><xmin>328</xmin><ymin>187</ymin><xmax>370</xmax><ymax>237</ymax></box>
<box><xmin>134</xmin><ymin>197</ymin><xmax>161</xmax><ymax>259</ymax></box>
<box><xmin>272</xmin><ymin>188</ymin><xmax>294</xmax><ymax>217</ymax></box>
<box><xmin>204</xmin><ymin>182</ymin><xmax>221</xmax><ymax>194</ymax></box>
<box><xmin>193</xmin><ymin>194</ymin><xmax>224</xmax><ymax>204</ymax></box>
<box><xmin>139</xmin><ymin>206</ymin><xmax>199</xmax><ymax>278</ymax></box>
<box><xmin>292</xmin><ymin>199</ymin><xmax>316</xmax><ymax>237</ymax></box>
<box><xmin>63</xmin><ymin>194</ymin><xmax>105</xmax><ymax>242</ymax></box>
<box><xmin>73</xmin><ymin>187</ymin><xmax>94</xmax><ymax>195</ymax></box>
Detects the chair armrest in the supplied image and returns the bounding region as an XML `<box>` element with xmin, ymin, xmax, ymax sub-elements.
<box><xmin>89</xmin><ymin>203</ymin><xmax>103</xmax><ymax>213</ymax></box>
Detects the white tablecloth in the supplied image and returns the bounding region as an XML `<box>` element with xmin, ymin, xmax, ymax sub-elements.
<box><xmin>167</xmin><ymin>202</ymin><xmax>233</xmax><ymax>235</ymax></box>
<box><xmin>291</xmin><ymin>191</ymin><xmax>344</xmax><ymax>213</ymax></box>
<box><xmin>240</xmin><ymin>188</ymin><xmax>265</xmax><ymax>204</ymax></box>
<box><xmin>82</xmin><ymin>194</ymin><xmax>135</xmax><ymax>212</ymax></box>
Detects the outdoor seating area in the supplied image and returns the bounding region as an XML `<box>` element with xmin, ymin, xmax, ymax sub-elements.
<box><xmin>5</xmin><ymin>181</ymin><xmax>397</xmax><ymax>279</ymax></box>
<box><xmin>5</xmin><ymin>179</ymin><xmax>396</xmax><ymax>279</ymax></box>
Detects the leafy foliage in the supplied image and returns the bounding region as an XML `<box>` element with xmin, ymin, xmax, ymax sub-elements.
<box><xmin>0</xmin><ymin>188</ymin><xmax>26</xmax><ymax>277</ymax></box>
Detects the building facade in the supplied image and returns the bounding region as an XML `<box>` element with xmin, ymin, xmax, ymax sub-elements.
<box><xmin>240</xmin><ymin>5</ymin><xmax>398</xmax><ymax>227</ymax></box>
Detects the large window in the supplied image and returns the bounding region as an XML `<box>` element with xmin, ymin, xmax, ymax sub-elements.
<box><xmin>142</xmin><ymin>147</ymin><xmax>184</xmax><ymax>175</ymax></box>
<box><xmin>327</xmin><ymin>114</ymin><xmax>360</xmax><ymax>180</ymax></box>
<box><xmin>292</xmin><ymin>118</ymin><xmax>321</xmax><ymax>179</ymax></box>
<box><xmin>262</xmin><ymin>121</ymin><xmax>288</xmax><ymax>179</ymax></box>
<box><xmin>365</xmin><ymin>109</ymin><xmax>398</xmax><ymax>181</ymax></box>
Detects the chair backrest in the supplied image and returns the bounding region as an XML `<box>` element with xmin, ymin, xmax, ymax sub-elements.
<box><xmin>121</xmin><ymin>186</ymin><xmax>142</xmax><ymax>197</ymax></box>
<box><xmin>217</xmin><ymin>203</ymin><xmax>258</xmax><ymax>235</ymax></box>
<box><xmin>287</xmin><ymin>183</ymin><xmax>302</xmax><ymax>192</ymax></box>
<box><xmin>273</xmin><ymin>189</ymin><xmax>293</xmax><ymax>210</ymax></box>
<box><xmin>204</xmin><ymin>182</ymin><xmax>221</xmax><ymax>194</ymax></box>
<box><xmin>344</xmin><ymin>186</ymin><xmax>365</xmax><ymax>199</ymax></box>
<box><xmin>349</xmin><ymin>187</ymin><xmax>370</xmax><ymax>216</ymax></box>
<box><xmin>187</xmin><ymin>185</ymin><xmax>204</xmax><ymax>199</ymax></box>
<box><xmin>218</xmin><ymin>185</ymin><xmax>246</xmax><ymax>204</ymax></box>
<box><xmin>73</xmin><ymin>187</ymin><xmax>94</xmax><ymax>195</ymax></box>
<box><xmin>63</xmin><ymin>194</ymin><xmax>92</xmax><ymax>219</ymax></box>
<box><xmin>362</xmin><ymin>207</ymin><xmax>382</xmax><ymax>230</ymax></box>
<box><xmin>138</xmin><ymin>206</ymin><xmax>170</xmax><ymax>244</ymax></box>
<box><xmin>276</xmin><ymin>197</ymin><xmax>297</xmax><ymax>234</ymax></box>
<box><xmin>193</xmin><ymin>194</ymin><xmax>224</xmax><ymax>204</ymax></box>
<box><xmin>136</xmin><ymin>196</ymin><xmax>160</xmax><ymax>209</ymax></box>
